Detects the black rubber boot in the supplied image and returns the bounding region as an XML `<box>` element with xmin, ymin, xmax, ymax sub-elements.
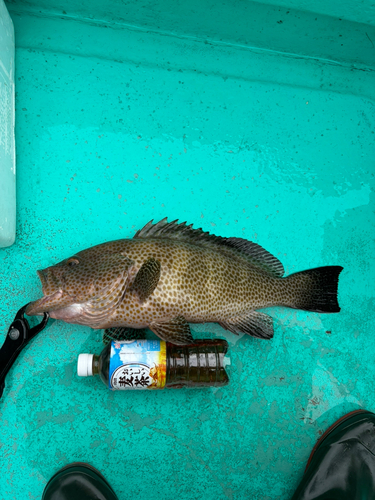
<box><xmin>42</xmin><ymin>462</ymin><xmax>118</xmax><ymax>500</ymax></box>
<box><xmin>291</xmin><ymin>409</ymin><xmax>375</xmax><ymax>500</ymax></box>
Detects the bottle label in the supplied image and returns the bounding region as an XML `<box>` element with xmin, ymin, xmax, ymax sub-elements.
<box><xmin>109</xmin><ymin>340</ymin><xmax>166</xmax><ymax>390</ymax></box>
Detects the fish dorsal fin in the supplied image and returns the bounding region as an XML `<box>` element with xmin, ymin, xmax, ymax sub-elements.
<box><xmin>134</xmin><ymin>218</ymin><xmax>284</xmax><ymax>277</ymax></box>
<box><xmin>223</xmin><ymin>237</ymin><xmax>284</xmax><ymax>276</ymax></box>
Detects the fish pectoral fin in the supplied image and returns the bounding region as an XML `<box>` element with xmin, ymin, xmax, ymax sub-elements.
<box><xmin>103</xmin><ymin>327</ymin><xmax>147</xmax><ymax>344</ymax></box>
<box><xmin>150</xmin><ymin>317</ymin><xmax>194</xmax><ymax>345</ymax></box>
<box><xmin>132</xmin><ymin>258</ymin><xmax>161</xmax><ymax>303</ymax></box>
<box><xmin>219</xmin><ymin>311</ymin><xmax>274</xmax><ymax>340</ymax></box>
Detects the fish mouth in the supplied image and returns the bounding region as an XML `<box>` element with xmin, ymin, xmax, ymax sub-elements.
<box><xmin>25</xmin><ymin>269</ymin><xmax>75</xmax><ymax>316</ymax></box>
<box><xmin>26</xmin><ymin>291</ymin><xmax>65</xmax><ymax>316</ymax></box>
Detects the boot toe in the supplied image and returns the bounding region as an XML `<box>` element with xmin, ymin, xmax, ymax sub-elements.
<box><xmin>42</xmin><ymin>463</ymin><xmax>118</xmax><ymax>500</ymax></box>
<box><xmin>292</xmin><ymin>410</ymin><xmax>375</xmax><ymax>500</ymax></box>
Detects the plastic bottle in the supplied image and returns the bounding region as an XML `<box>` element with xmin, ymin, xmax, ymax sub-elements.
<box><xmin>77</xmin><ymin>339</ymin><xmax>230</xmax><ymax>390</ymax></box>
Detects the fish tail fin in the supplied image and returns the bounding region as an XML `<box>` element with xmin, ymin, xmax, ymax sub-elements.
<box><xmin>285</xmin><ymin>266</ymin><xmax>343</xmax><ymax>313</ymax></box>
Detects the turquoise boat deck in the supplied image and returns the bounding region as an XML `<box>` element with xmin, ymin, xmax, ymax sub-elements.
<box><xmin>0</xmin><ymin>0</ymin><xmax>374</xmax><ymax>498</ymax></box>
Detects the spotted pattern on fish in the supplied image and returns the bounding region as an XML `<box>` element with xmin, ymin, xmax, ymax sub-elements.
<box><xmin>26</xmin><ymin>218</ymin><xmax>343</xmax><ymax>344</ymax></box>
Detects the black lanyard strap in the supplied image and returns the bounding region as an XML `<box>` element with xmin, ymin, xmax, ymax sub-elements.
<box><xmin>0</xmin><ymin>304</ymin><xmax>49</xmax><ymax>399</ymax></box>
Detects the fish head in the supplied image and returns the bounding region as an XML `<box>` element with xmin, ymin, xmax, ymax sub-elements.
<box><xmin>26</xmin><ymin>244</ymin><xmax>135</xmax><ymax>323</ymax></box>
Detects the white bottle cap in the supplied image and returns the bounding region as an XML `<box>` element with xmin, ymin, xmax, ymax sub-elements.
<box><xmin>77</xmin><ymin>353</ymin><xmax>94</xmax><ymax>377</ymax></box>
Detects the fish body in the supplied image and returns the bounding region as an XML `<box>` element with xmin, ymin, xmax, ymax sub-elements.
<box><xmin>26</xmin><ymin>219</ymin><xmax>343</xmax><ymax>344</ymax></box>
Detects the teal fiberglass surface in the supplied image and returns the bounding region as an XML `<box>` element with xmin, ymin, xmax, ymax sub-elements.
<box><xmin>0</xmin><ymin>1</ymin><xmax>375</xmax><ymax>498</ymax></box>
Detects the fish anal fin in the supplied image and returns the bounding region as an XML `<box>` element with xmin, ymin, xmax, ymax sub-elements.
<box><xmin>132</xmin><ymin>258</ymin><xmax>161</xmax><ymax>303</ymax></box>
<box><xmin>150</xmin><ymin>316</ymin><xmax>194</xmax><ymax>345</ymax></box>
<box><xmin>103</xmin><ymin>327</ymin><xmax>147</xmax><ymax>344</ymax></box>
<box><xmin>219</xmin><ymin>311</ymin><xmax>274</xmax><ymax>340</ymax></box>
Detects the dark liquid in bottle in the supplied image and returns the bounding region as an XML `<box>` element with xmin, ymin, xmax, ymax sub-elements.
<box><xmin>166</xmin><ymin>340</ymin><xmax>229</xmax><ymax>388</ymax></box>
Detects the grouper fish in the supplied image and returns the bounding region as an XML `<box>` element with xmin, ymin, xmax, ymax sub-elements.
<box><xmin>26</xmin><ymin>218</ymin><xmax>343</xmax><ymax>344</ymax></box>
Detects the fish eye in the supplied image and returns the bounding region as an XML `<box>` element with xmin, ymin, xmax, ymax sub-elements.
<box><xmin>67</xmin><ymin>258</ymin><xmax>79</xmax><ymax>267</ymax></box>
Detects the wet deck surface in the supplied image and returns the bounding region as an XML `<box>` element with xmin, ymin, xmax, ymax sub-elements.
<box><xmin>0</xmin><ymin>2</ymin><xmax>374</xmax><ymax>498</ymax></box>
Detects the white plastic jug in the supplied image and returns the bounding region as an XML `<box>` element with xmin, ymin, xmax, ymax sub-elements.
<box><xmin>0</xmin><ymin>0</ymin><xmax>15</xmax><ymax>248</ymax></box>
